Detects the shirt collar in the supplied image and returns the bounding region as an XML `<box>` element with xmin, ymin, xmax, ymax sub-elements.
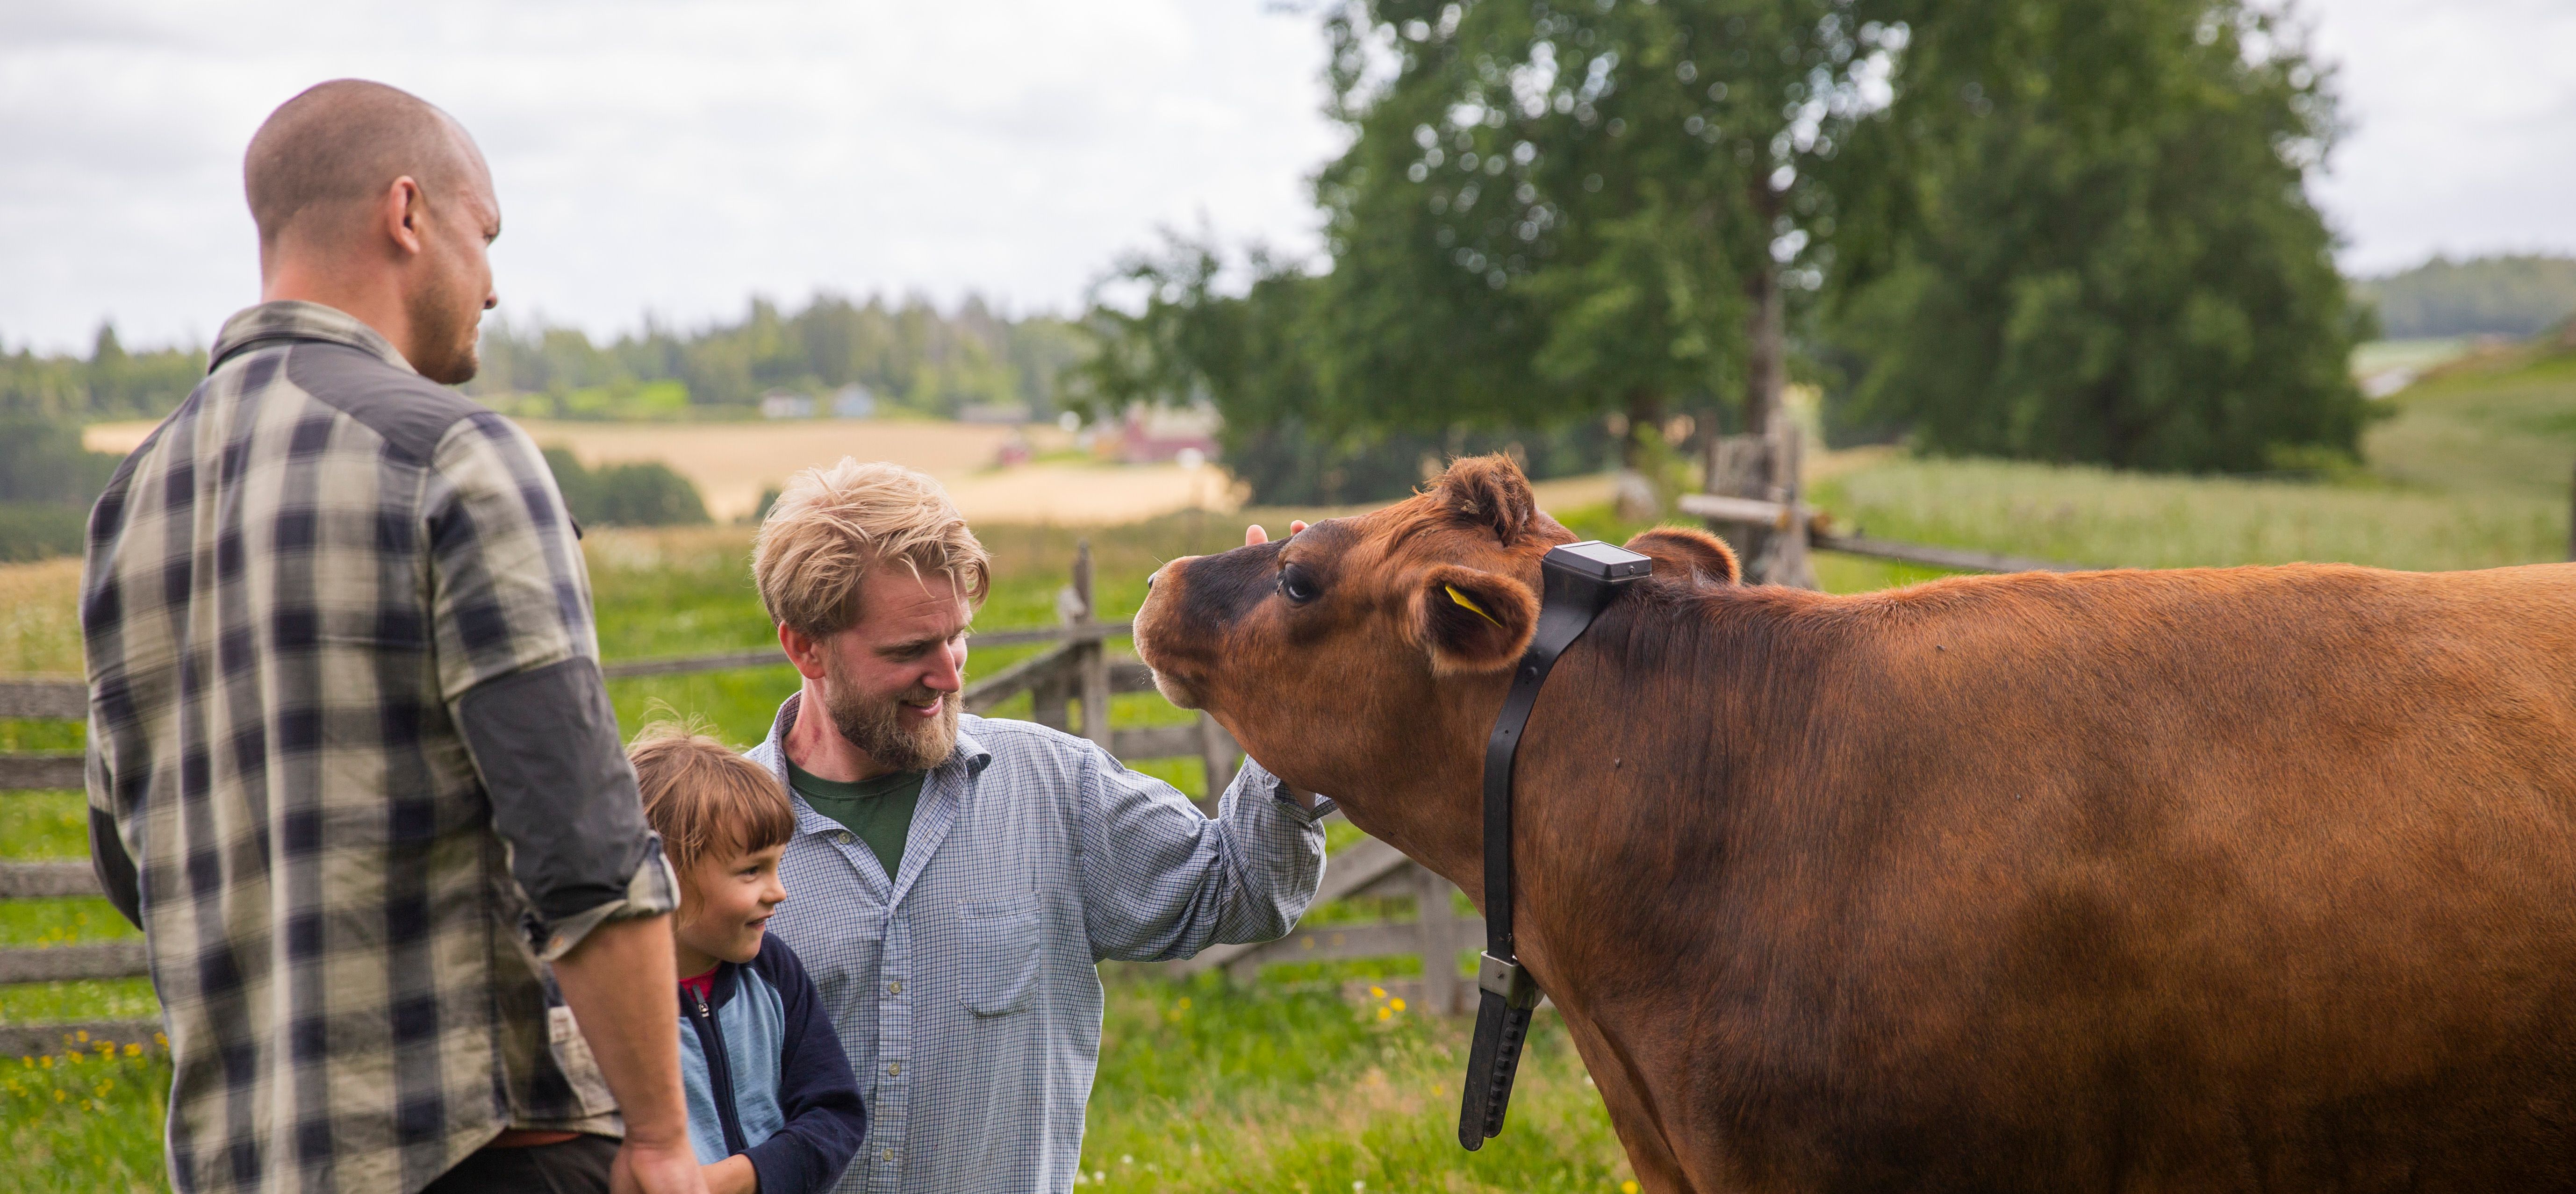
<box><xmin>208</xmin><ymin>300</ymin><xmax>416</xmax><ymax>375</ymax></box>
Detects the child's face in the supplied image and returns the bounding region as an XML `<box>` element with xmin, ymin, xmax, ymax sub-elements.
<box><xmin>676</xmin><ymin>841</ymin><xmax>788</xmax><ymax>967</ymax></box>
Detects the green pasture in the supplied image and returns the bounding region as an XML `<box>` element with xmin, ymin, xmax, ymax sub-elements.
<box><xmin>4</xmin><ymin>336</ymin><xmax>2573</xmax><ymax>1189</ymax></box>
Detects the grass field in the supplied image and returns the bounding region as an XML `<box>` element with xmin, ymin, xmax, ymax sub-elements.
<box><xmin>10</xmin><ymin>334</ymin><xmax>2575</xmax><ymax>1189</ymax></box>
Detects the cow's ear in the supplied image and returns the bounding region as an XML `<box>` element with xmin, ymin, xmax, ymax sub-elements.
<box><xmin>1625</xmin><ymin>526</ymin><xmax>1740</xmax><ymax>586</ymax></box>
<box><xmin>1434</xmin><ymin>454</ymin><xmax>1539</xmax><ymax>547</ymax></box>
<box><xmin>1413</xmin><ymin>564</ymin><xmax>1538</xmax><ymax>673</ymax></box>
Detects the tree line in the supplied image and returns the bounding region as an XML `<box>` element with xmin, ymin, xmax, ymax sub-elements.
<box><xmin>2357</xmin><ymin>255</ymin><xmax>2576</xmax><ymax>341</ymax></box>
<box><xmin>1074</xmin><ymin>0</ymin><xmax>2377</xmax><ymax>498</ymax></box>
<box><xmin>468</xmin><ymin>294</ymin><xmax>1089</xmax><ymax>419</ymax></box>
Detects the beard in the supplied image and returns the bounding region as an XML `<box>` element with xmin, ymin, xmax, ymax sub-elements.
<box><xmin>821</xmin><ymin>667</ymin><xmax>960</xmax><ymax>774</ymax></box>
<box><xmin>405</xmin><ymin>260</ymin><xmax>482</xmax><ymax>385</ymax></box>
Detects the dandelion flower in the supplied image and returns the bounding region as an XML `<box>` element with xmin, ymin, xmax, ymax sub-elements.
<box><xmin>1377</xmin><ymin>1006</ymin><xmax>1392</xmax><ymax>1021</ymax></box>
<box><xmin>1369</xmin><ymin>986</ymin><xmax>1386</xmax><ymax>1000</ymax></box>
<box><xmin>1390</xmin><ymin>998</ymin><xmax>1406</xmax><ymax>1013</ymax></box>
<box><xmin>1623</xmin><ymin>1182</ymin><xmax>1640</xmax><ymax>1193</ymax></box>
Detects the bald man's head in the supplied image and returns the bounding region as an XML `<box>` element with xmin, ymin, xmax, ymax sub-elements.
<box><xmin>244</xmin><ymin>79</ymin><xmax>488</xmax><ymax>251</ymax></box>
<box><xmin>243</xmin><ymin>80</ymin><xmax>501</xmax><ymax>383</ymax></box>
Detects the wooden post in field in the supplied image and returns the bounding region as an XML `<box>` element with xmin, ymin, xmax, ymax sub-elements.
<box><xmin>1070</xmin><ymin>541</ymin><xmax>1113</xmax><ymax>751</ymax></box>
<box><xmin>1704</xmin><ymin>432</ymin><xmax>1774</xmax><ymax>575</ymax></box>
<box><xmin>1763</xmin><ymin>424</ymin><xmax>1819</xmax><ymax>591</ymax></box>
<box><xmin>1704</xmin><ymin>424</ymin><xmax>1817</xmax><ymax>589</ymax></box>
<box><xmin>1415</xmin><ymin>865</ymin><xmax>1464</xmax><ymax>1015</ymax></box>
<box><xmin>1195</xmin><ymin>714</ymin><xmax>1237</xmax><ymax>810</ymax></box>
<box><xmin>1029</xmin><ymin>672</ymin><xmax>1069</xmax><ymax>732</ymax></box>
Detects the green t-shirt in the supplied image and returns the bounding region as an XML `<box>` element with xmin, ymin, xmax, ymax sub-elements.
<box><xmin>786</xmin><ymin>759</ymin><xmax>925</xmax><ymax>882</ymax></box>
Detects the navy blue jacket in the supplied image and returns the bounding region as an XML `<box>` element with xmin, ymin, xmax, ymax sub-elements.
<box><xmin>677</xmin><ymin>935</ymin><xmax>867</xmax><ymax>1194</ymax></box>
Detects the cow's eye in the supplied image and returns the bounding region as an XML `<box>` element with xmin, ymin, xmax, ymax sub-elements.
<box><xmin>1278</xmin><ymin>564</ymin><xmax>1320</xmax><ymax>605</ymax></box>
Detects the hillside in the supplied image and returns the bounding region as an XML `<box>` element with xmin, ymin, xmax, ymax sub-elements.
<box><xmin>2364</xmin><ymin>322</ymin><xmax>2576</xmax><ymax>497</ymax></box>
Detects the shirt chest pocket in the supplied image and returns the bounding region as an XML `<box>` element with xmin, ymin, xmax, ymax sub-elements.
<box><xmin>958</xmin><ymin>901</ymin><xmax>1042</xmax><ymax>1017</ymax></box>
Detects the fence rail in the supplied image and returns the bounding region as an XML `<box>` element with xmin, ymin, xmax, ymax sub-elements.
<box><xmin>1676</xmin><ymin>490</ymin><xmax>2102</xmax><ymax>576</ymax></box>
<box><xmin>0</xmin><ymin>942</ymin><xmax>148</xmax><ymax>984</ymax></box>
<box><xmin>0</xmin><ymin>862</ymin><xmax>102</xmax><ymax>898</ymax></box>
<box><xmin>0</xmin><ymin>679</ymin><xmax>83</xmax><ymax>720</ymax></box>
<box><xmin>0</xmin><ymin>754</ymin><xmax>83</xmax><ymax>790</ymax></box>
<box><xmin>0</xmin><ymin>1020</ymin><xmax>161</xmax><ymax>1059</ymax></box>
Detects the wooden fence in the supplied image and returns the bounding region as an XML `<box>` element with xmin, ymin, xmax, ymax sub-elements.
<box><xmin>0</xmin><ymin>487</ymin><xmax>2134</xmax><ymax>1050</ymax></box>
<box><xmin>1689</xmin><ymin>424</ymin><xmax>2103</xmax><ymax>584</ymax></box>
<box><xmin>0</xmin><ymin>542</ymin><xmax>1485</xmax><ymax>1057</ymax></box>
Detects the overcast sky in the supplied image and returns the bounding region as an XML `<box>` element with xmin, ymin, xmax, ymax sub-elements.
<box><xmin>3</xmin><ymin>0</ymin><xmax>2570</xmax><ymax>354</ymax></box>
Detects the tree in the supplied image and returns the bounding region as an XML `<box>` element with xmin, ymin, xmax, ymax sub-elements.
<box><xmin>1829</xmin><ymin>0</ymin><xmax>2370</xmax><ymax>471</ymax></box>
<box><xmin>1306</xmin><ymin>0</ymin><xmax>1905</xmax><ymax>459</ymax></box>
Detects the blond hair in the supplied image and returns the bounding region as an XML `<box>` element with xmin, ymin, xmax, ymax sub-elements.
<box><xmin>629</xmin><ymin>721</ymin><xmax>795</xmax><ymax>887</ymax></box>
<box><xmin>753</xmin><ymin>458</ymin><xmax>992</xmax><ymax>640</ymax></box>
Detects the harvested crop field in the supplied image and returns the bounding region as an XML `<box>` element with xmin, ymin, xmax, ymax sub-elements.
<box><xmin>86</xmin><ymin>417</ymin><xmax>1244</xmax><ymax>525</ymax></box>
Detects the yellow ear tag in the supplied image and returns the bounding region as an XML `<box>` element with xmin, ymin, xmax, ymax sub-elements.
<box><xmin>1445</xmin><ymin>584</ymin><xmax>1502</xmax><ymax>627</ymax></box>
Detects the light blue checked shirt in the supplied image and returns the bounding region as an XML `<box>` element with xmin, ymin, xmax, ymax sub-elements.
<box><xmin>749</xmin><ymin>694</ymin><xmax>1333</xmax><ymax>1193</ymax></box>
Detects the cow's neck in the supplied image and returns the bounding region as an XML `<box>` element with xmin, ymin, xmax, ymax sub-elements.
<box><xmin>1484</xmin><ymin>586</ymin><xmax>1825</xmax><ymax>1004</ymax></box>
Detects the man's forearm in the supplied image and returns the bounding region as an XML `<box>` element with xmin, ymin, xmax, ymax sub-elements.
<box><xmin>553</xmin><ymin>914</ymin><xmax>691</xmax><ymax>1147</ymax></box>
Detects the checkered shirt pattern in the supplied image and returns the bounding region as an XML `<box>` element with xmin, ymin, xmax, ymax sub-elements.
<box><xmin>80</xmin><ymin>301</ymin><xmax>676</xmax><ymax>1194</ymax></box>
<box><xmin>749</xmin><ymin>699</ymin><xmax>1331</xmax><ymax>1193</ymax></box>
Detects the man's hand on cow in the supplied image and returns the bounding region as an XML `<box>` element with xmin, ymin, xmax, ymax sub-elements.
<box><xmin>1244</xmin><ymin>520</ymin><xmax>1308</xmax><ymax>546</ymax></box>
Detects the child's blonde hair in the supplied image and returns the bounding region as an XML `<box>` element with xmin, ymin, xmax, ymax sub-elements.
<box><xmin>629</xmin><ymin>720</ymin><xmax>796</xmax><ymax>895</ymax></box>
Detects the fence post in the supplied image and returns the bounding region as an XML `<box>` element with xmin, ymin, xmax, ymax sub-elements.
<box><xmin>1195</xmin><ymin>714</ymin><xmax>1236</xmax><ymax>810</ymax></box>
<box><xmin>1704</xmin><ymin>432</ymin><xmax>1775</xmax><ymax>579</ymax></box>
<box><xmin>1029</xmin><ymin>672</ymin><xmax>1070</xmax><ymax>732</ymax></box>
<box><xmin>1414</xmin><ymin>864</ymin><xmax>1464</xmax><ymax>1015</ymax></box>
<box><xmin>1762</xmin><ymin>423</ymin><xmax>1819</xmax><ymax>591</ymax></box>
<box><xmin>1069</xmin><ymin>541</ymin><xmax>1113</xmax><ymax>751</ymax></box>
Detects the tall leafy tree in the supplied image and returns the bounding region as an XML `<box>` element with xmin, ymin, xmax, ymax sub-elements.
<box><xmin>1307</xmin><ymin>0</ymin><xmax>1904</xmax><ymax>456</ymax></box>
<box><xmin>1830</xmin><ymin>0</ymin><xmax>2370</xmax><ymax>471</ymax></box>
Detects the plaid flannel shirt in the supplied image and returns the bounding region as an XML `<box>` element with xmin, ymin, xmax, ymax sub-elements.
<box><xmin>80</xmin><ymin>301</ymin><xmax>678</xmax><ymax>1194</ymax></box>
<box><xmin>750</xmin><ymin>697</ymin><xmax>1332</xmax><ymax>1193</ymax></box>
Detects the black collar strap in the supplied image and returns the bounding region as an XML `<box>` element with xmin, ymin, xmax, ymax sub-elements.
<box><xmin>1458</xmin><ymin>540</ymin><xmax>1652</xmax><ymax>1150</ymax></box>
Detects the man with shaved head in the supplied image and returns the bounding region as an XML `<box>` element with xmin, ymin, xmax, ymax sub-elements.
<box><xmin>83</xmin><ymin>80</ymin><xmax>706</xmax><ymax>1194</ymax></box>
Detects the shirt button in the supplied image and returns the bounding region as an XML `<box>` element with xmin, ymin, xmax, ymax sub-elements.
<box><xmin>881</xmin><ymin>1149</ymin><xmax>894</xmax><ymax>1162</ymax></box>
<box><xmin>888</xmin><ymin>1061</ymin><xmax>901</xmax><ymax>1076</ymax></box>
<box><xmin>836</xmin><ymin>831</ymin><xmax>855</xmax><ymax>846</ymax></box>
<box><xmin>888</xmin><ymin>980</ymin><xmax>901</xmax><ymax>994</ymax></box>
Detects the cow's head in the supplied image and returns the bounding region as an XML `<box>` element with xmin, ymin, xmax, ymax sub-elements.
<box><xmin>1133</xmin><ymin>455</ymin><xmax>1737</xmax><ymax>862</ymax></box>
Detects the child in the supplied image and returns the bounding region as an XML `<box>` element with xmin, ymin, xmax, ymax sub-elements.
<box><xmin>631</xmin><ymin>723</ymin><xmax>867</xmax><ymax>1194</ymax></box>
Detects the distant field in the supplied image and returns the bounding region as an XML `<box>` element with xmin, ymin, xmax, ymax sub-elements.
<box><xmin>2363</xmin><ymin>337</ymin><xmax>2576</xmax><ymax>499</ymax></box>
<box><xmin>1812</xmin><ymin>457</ymin><xmax>2563</xmax><ymax>573</ymax></box>
<box><xmin>86</xmin><ymin>416</ymin><xmax>1241</xmax><ymax>525</ymax></box>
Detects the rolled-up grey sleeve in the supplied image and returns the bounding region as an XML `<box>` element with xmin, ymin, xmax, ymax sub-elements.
<box><xmin>1076</xmin><ymin>747</ymin><xmax>1334</xmax><ymax>963</ymax></box>
<box><xmin>455</xmin><ymin>655</ymin><xmax>677</xmax><ymax>960</ymax></box>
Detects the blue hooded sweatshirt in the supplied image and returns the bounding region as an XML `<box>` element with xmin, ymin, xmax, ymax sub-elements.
<box><xmin>677</xmin><ymin>934</ymin><xmax>867</xmax><ymax>1193</ymax></box>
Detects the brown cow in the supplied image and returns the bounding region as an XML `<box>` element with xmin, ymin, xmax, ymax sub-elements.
<box><xmin>1132</xmin><ymin>455</ymin><xmax>2576</xmax><ymax>1193</ymax></box>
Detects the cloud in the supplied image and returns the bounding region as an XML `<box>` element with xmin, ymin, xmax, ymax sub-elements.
<box><xmin>0</xmin><ymin>0</ymin><xmax>2567</xmax><ymax>350</ymax></box>
<box><xmin>0</xmin><ymin>0</ymin><xmax>1338</xmax><ymax>350</ymax></box>
<box><xmin>2305</xmin><ymin>0</ymin><xmax>2576</xmax><ymax>274</ymax></box>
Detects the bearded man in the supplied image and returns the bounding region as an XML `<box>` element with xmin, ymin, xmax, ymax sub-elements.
<box><xmin>745</xmin><ymin>459</ymin><xmax>1328</xmax><ymax>1193</ymax></box>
